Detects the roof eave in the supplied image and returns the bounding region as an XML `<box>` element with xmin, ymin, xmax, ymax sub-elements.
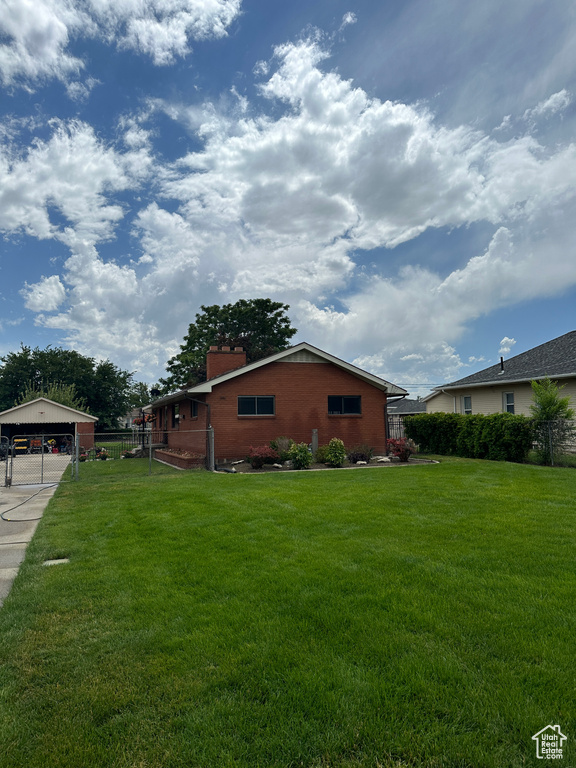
<box><xmin>432</xmin><ymin>370</ymin><xmax>576</xmax><ymax>392</ymax></box>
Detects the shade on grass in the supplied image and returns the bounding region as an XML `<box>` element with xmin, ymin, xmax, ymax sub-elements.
<box><xmin>0</xmin><ymin>458</ymin><xmax>574</xmax><ymax>767</ymax></box>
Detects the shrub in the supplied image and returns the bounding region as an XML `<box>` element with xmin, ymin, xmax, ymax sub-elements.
<box><xmin>405</xmin><ymin>412</ymin><xmax>532</xmax><ymax>462</ymax></box>
<box><xmin>288</xmin><ymin>442</ymin><xmax>312</xmax><ymax>470</ymax></box>
<box><xmin>269</xmin><ymin>436</ymin><xmax>294</xmax><ymax>463</ymax></box>
<box><xmin>314</xmin><ymin>444</ymin><xmax>330</xmax><ymax>464</ymax></box>
<box><xmin>405</xmin><ymin>413</ymin><xmax>460</xmax><ymax>455</ymax></box>
<box><xmin>324</xmin><ymin>437</ymin><xmax>347</xmax><ymax>467</ymax></box>
<box><xmin>347</xmin><ymin>444</ymin><xmax>373</xmax><ymax>463</ymax></box>
<box><xmin>387</xmin><ymin>438</ymin><xmax>413</xmax><ymax>462</ymax></box>
<box><xmin>247</xmin><ymin>445</ymin><xmax>280</xmax><ymax>469</ymax></box>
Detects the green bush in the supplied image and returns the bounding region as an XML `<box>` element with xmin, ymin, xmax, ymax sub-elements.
<box><xmin>314</xmin><ymin>444</ymin><xmax>330</xmax><ymax>464</ymax></box>
<box><xmin>405</xmin><ymin>412</ymin><xmax>532</xmax><ymax>462</ymax></box>
<box><xmin>269</xmin><ymin>436</ymin><xmax>294</xmax><ymax>463</ymax></box>
<box><xmin>288</xmin><ymin>442</ymin><xmax>313</xmax><ymax>470</ymax></box>
<box><xmin>324</xmin><ymin>438</ymin><xmax>348</xmax><ymax>467</ymax></box>
<box><xmin>404</xmin><ymin>413</ymin><xmax>460</xmax><ymax>455</ymax></box>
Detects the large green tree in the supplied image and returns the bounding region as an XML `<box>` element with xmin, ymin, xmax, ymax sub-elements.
<box><xmin>160</xmin><ymin>299</ymin><xmax>297</xmax><ymax>393</ymax></box>
<box><xmin>0</xmin><ymin>345</ymin><xmax>137</xmax><ymax>430</ymax></box>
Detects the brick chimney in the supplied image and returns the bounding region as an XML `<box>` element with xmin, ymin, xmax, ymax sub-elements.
<box><xmin>206</xmin><ymin>346</ymin><xmax>247</xmax><ymax>380</ymax></box>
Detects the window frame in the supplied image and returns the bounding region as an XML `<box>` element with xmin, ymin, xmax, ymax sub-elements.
<box><xmin>503</xmin><ymin>392</ymin><xmax>515</xmax><ymax>414</ymax></box>
<box><xmin>327</xmin><ymin>395</ymin><xmax>362</xmax><ymax>415</ymax></box>
<box><xmin>461</xmin><ymin>395</ymin><xmax>472</xmax><ymax>415</ymax></box>
<box><xmin>237</xmin><ymin>395</ymin><xmax>275</xmax><ymax>416</ymax></box>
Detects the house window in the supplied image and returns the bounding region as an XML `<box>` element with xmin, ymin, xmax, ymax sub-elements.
<box><xmin>503</xmin><ymin>392</ymin><xmax>515</xmax><ymax>414</ymax></box>
<box><xmin>238</xmin><ymin>396</ymin><xmax>275</xmax><ymax>416</ymax></box>
<box><xmin>172</xmin><ymin>403</ymin><xmax>180</xmax><ymax>428</ymax></box>
<box><xmin>190</xmin><ymin>400</ymin><xmax>198</xmax><ymax>418</ymax></box>
<box><xmin>328</xmin><ymin>396</ymin><xmax>362</xmax><ymax>415</ymax></box>
<box><xmin>461</xmin><ymin>396</ymin><xmax>472</xmax><ymax>415</ymax></box>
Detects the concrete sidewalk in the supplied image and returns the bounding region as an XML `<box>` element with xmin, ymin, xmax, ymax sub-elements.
<box><xmin>0</xmin><ymin>483</ymin><xmax>60</xmax><ymax>607</ymax></box>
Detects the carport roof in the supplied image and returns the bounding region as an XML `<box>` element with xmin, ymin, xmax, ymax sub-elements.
<box><xmin>0</xmin><ymin>397</ymin><xmax>98</xmax><ymax>424</ymax></box>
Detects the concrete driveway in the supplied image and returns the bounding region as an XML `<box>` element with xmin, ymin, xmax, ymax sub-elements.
<box><xmin>0</xmin><ymin>457</ymin><xmax>71</xmax><ymax>607</ymax></box>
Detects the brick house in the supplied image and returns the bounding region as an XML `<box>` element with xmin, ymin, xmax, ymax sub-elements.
<box><xmin>149</xmin><ymin>342</ymin><xmax>407</xmax><ymax>463</ymax></box>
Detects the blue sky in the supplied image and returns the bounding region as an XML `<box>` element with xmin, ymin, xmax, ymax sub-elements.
<box><xmin>1</xmin><ymin>0</ymin><xmax>575</xmax><ymax>394</ymax></box>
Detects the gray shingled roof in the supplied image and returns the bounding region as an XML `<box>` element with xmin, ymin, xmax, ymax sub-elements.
<box><xmin>388</xmin><ymin>398</ymin><xmax>426</xmax><ymax>414</ymax></box>
<box><xmin>436</xmin><ymin>331</ymin><xmax>576</xmax><ymax>390</ymax></box>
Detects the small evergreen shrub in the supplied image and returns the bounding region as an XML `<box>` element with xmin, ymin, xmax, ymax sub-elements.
<box><xmin>288</xmin><ymin>442</ymin><xmax>312</xmax><ymax>470</ymax></box>
<box><xmin>247</xmin><ymin>445</ymin><xmax>280</xmax><ymax>469</ymax></box>
<box><xmin>347</xmin><ymin>444</ymin><xmax>374</xmax><ymax>463</ymax></box>
<box><xmin>269</xmin><ymin>436</ymin><xmax>294</xmax><ymax>462</ymax></box>
<box><xmin>324</xmin><ymin>438</ymin><xmax>347</xmax><ymax>467</ymax></box>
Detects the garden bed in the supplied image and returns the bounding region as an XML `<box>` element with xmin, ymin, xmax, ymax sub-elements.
<box><xmin>154</xmin><ymin>448</ymin><xmax>205</xmax><ymax>469</ymax></box>
<box><xmin>218</xmin><ymin>456</ymin><xmax>435</xmax><ymax>473</ymax></box>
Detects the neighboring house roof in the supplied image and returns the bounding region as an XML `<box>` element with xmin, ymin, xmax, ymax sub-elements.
<box><xmin>149</xmin><ymin>341</ymin><xmax>407</xmax><ymax>407</ymax></box>
<box><xmin>0</xmin><ymin>397</ymin><xmax>98</xmax><ymax>424</ymax></box>
<box><xmin>428</xmin><ymin>331</ymin><xmax>576</xmax><ymax>394</ymax></box>
<box><xmin>387</xmin><ymin>398</ymin><xmax>426</xmax><ymax>415</ymax></box>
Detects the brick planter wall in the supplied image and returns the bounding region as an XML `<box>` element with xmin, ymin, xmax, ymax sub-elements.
<box><xmin>155</xmin><ymin>449</ymin><xmax>205</xmax><ymax>469</ymax></box>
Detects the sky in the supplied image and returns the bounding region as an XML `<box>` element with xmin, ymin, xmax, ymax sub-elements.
<box><xmin>1</xmin><ymin>0</ymin><xmax>575</xmax><ymax>395</ymax></box>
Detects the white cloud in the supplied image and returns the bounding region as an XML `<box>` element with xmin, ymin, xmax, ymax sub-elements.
<box><xmin>499</xmin><ymin>337</ymin><xmax>516</xmax><ymax>356</ymax></box>
<box><xmin>21</xmin><ymin>274</ymin><xmax>66</xmax><ymax>312</ymax></box>
<box><xmin>8</xmin><ymin>35</ymin><xmax>576</xmax><ymax>384</ymax></box>
<box><xmin>0</xmin><ymin>119</ymin><xmax>146</xmax><ymax>244</ymax></box>
<box><xmin>0</xmin><ymin>0</ymin><xmax>242</xmax><ymax>87</ymax></box>
<box><xmin>524</xmin><ymin>89</ymin><xmax>571</xmax><ymax>122</ymax></box>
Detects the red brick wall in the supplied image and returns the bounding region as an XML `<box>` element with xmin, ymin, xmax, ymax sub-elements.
<box><xmin>154</xmin><ymin>362</ymin><xmax>389</xmax><ymax>461</ymax></box>
<box><xmin>77</xmin><ymin>422</ymin><xmax>95</xmax><ymax>449</ymax></box>
<box><xmin>209</xmin><ymin>361</ymin><xmax>387</xmax><ymax>460</ymax></box>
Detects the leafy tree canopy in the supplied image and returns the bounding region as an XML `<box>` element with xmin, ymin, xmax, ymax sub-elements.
<box><xmin>159</xmin><ymin>299</ymin><xmax>297</xmax><ymax>393</ymax></box>
<box><xmin>0</xmin><ymin>345</ymin><xmax>139</xmax><ymax>430</ymax></box>
<box><xmin>16</xmin><ymin>381</ymin><xmax>88</xmax><ymax>412</ymax></box>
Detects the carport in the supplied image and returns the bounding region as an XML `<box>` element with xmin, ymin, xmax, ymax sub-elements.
<box><xmin>0</xmin><ymin>397</ymin><xmax>97</xmax><ymax>447</ymax></box>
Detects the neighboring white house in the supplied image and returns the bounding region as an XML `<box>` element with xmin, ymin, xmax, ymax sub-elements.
<box><xmin>425</xmin><ymin>331</ymin><xmax>576</xmax><ymax>416</ymax></box>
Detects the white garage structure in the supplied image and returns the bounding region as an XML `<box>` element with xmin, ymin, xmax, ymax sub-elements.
<box><xmin>0</xmin><ymin>398</ymin><xmax>97</xmax><ymax>485</ymax></box>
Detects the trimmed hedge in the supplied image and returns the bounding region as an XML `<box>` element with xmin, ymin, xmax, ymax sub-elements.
<box><xmin>404</xmin><ymin>412</ymin><xmax>533</xmax><ymax>462</ymax></box>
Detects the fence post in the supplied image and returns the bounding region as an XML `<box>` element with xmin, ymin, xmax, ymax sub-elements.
<box><xmin>149</xmin><ymin>437</ymin><xmax>153</xmax><ymax>475</ymax></box>
<box><xmin>208</xmin><ymin>427</ymin><xmax>215</xmax><ymax>471</ymax></box>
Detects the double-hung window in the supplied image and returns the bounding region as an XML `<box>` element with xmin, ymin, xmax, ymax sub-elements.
<box><xmin>328</xmin><ymin>395</ymin><xmax>362</xmax><ymax>415</ymax></box>
<box><xmin>238</xmin><ymin>396</ymin><xmax>275</xmax><ymax>415</ymax></box>
<box><xmin>503</xmin><ymin>392</ymin><xmax>515</xmax><ymax>414</ymax></box>
<box><xmin>461</xmin><ymin>396</ymin><xmax>472</xmax><ymax>415</ymax></box>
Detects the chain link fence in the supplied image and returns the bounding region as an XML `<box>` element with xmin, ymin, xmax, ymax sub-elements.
<box><xmin>532</xmin><ymin>419</ymin><xmax>576</xmax><ymax>465</ymax></box>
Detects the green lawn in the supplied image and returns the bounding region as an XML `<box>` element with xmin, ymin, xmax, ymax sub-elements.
<box><xmin>0</xmin><ymin>458</ymin><xmax>574</xmax><ymax>767</ymax></box>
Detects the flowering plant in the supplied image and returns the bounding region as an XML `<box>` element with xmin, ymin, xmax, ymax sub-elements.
<box><xmin>133</xmin><ymin>413</ymin><xmax>156</xmax><ymax>426</ymax></box>
<box><xmin>386</xmin><ymin>438</ymin><xmax>414</xmax><ymax>462</ymax></box>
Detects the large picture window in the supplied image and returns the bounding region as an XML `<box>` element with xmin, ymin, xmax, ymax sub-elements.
<box><xmin>328</xmin><ymin>395</ymin><xmax>361</xmax><ymax>415</ymax></box>
<box><xmin>238</xmin><ymin>396</ymin><xmax>275</xmax><ymax>415</ymax></box>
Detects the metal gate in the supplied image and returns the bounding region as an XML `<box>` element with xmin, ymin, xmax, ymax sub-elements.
<box><xmin>6</xmin><ymin>433</ymin><xmax>75</xmax><ymax>486</ymax></box>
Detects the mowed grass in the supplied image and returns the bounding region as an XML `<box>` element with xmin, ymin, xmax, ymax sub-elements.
<box><xmin>0</xmin><ymin>458</ymin><xmax>574</xmax><ymax>768</ymax></box>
